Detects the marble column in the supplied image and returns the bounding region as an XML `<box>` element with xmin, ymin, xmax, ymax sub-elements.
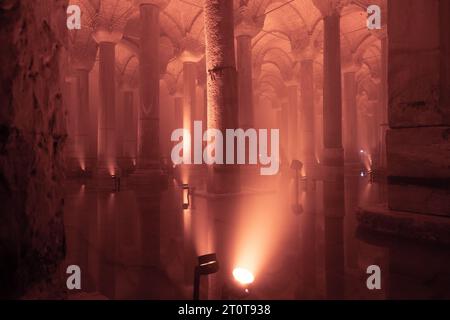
<box><xmin>136</xmin><ymin>0</ymin><xmax>168</xmax><ymax>169</ymax></box>
<box><xmin>286</xmin><ymin>84</ymin><xmax>299</xmax><ymax>162</ymax></box>
<box><xmin>92</xmin><ymin>29</ymin><xmax>122</xmax><ymax>175</ymax></box>
<box><xmin>299</xmin><ymin>59</ymin><xmax>317</xmax><ymax>174</ymax></box>
<box><xmin>75</xmin><ymin>68</ymin><xmax>90</xmax><ymax>170</ymax></box>
<box><xmin>64</xmin><ymin>76</ymin><xmax>78</xmax><ymax>163</ymax></box>
<box><xmin>122</xmin><ymin>89</ymin><xmax>137</xmax><ymax>165</ymax></box>
<box><xmin>71</xmin><ymin>37</ymin><xmax>97</xmax><ymax>171</ymax></box>
<box><xmin>313</xmin><ymin>0</ymin><xmax>346</xmax><ymax>299</ymax></box>
<box><xmin>174</xmin><ymin>96</ymin><xmax>183</xmax><ymax>131</ymax></box>
<box><xmin>368</xmin><ymin>98</ymin><xmax>379</xmax><ymax>160</ymax></box>
<box><xmin>343</xmin><ymin>70</ymin><xmax>359</xmax><ymax>163</ymax></box>
<box><xmin>281</xmin><ymin>101</ymin><xmax>289</xmax><ymax>165</ymax></box>
<box><xmin>183</xmin><ymin>61</ymin><xmax>197</xmax><ymax>151</ymax></box>
<box><xmin>236</xmin><ymin>25</ymin><xmax>258</xmax><ymax>129</ymax></box>
<box><xmin>203</xmin><ymin>0</ymin><xmax>240</xmax><ymax>194</ymax></box>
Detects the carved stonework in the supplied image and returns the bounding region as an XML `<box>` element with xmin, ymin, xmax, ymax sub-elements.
<box><xmin>178</xmin><ymin>33</ymin><xmax>205</xmax><ymax>63</ymax></box>
<box><xmin>290</xmin><ymin>30</ymin><xmax>318</xmax><ymax>61</ymax></box>
<box><xmin>312</xmin><ymin>0</ymin><xmax>350</xmax><ymax>16</ymax></box>
<box><xmin>89</xmin><ymin>0</ymin><xmax>136</xmax><ymax>35</ymax></box>
<box><xmin>235</xmin><ymin>4</ymin><xmax>264</xmax><ymax>38</ymax></box>
<box><xmin>69</xmin><ymin>33</ymin><xmax>98</xmax><ymax>71</ymax></box>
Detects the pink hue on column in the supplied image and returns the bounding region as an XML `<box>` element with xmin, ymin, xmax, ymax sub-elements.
<box><xmin>287</xmin><ymin>85</ymin><xmax>298</xmax><ymax>162</ymax></box>
<box><xmin>138</xmin><ymin>4</ymin><xmax>161</xmax><ymax>168</ymax></box>
<box><xmin>203</xmin><ymin>0</ymin><xmax>240</xmax><ymax>193</ymax></box>
<box><xmin>343</xmin><ymin>71</ymin><xmax>359</xmax><ymax>163</ymax></box>
<box><xmin>92</xmin><ymin>28</ymin><xmax>122</xmax><ymax>175</ymax></box>
<box><xmin>123</xmin><ymin>90</ymin><xmax>137</xmax><ymax>162</ymax></box>
<box><xmin>237</xmin><ymin>35</ymin><xmax>254</xmax><ymax>129</ymax></box>
<box><xmin>323</xmin><ymin>13</ymin><xmax>343</xmax><ymax>164</ymax></box>
<box><xmin>75</xmin><ymin>68</ymin><xmax>90</xmax><ymax>169</ymax></box>
<box><xmin>183</xmin><ymin>61</ymin><xmax>197</xmax><ymax>134</ymax></box>
<box><xmin>300</xmin><ymin>59</ymin><xmax>317</xmax><ymax>174</ymax></box>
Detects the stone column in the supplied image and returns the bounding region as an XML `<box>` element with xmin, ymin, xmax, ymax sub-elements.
<box><xmin>343</xmin><ymin>69</ymin><xmax>359</xmax><ymax>163</ymax></box>
<box><xmin>136</xmin><ymin>0</ymin><xmax>168</xmax><ymax>169</ymax></box>
<box><xmin>280</xmin><ymin>100</ymin><xmax>289</xmax><ymax>165</ymax></box>
<box><xmin>174</xmin><ymin>96</ymin><xmax>183</xmax><ymax>132</ymax></box>
<box><xmin>313</xmin><ymin>0</ymin><xmax>346</xmax><ymax>299</ymax></box>
<box><xmin>75</xmin><ymin>68</ymin><xmax>90</xmax><ymax>169</ymax></box>
<box><xmin>291</xmin><ymin>31</ymin><xmax>319</xmax><ymax>175</ymax></box>
<box><xmin>92</xmin><ymin>29</ymin><xmax>122</xmax><ymax>175</ymax></box>
<box><xmin>64</xmin><ymin>76</ymin><xmax>78</xmax><ymax>163</ymax></box>
<box><xmin>370</xmin><ymin>2</ymin><xmax>388</xmax><ymax>170</ymax></box>
<box><xmin>183</xmin><ymin>61</ymin><xmax>197</xmax><ymax>147</ymax></box>
<box><xmin>122</xmin><ymin>89</ymin><xmax>137</xmax><ymax>166</ymax></box>
<box><xmin>71</xmin><ymin>38</ymin><xmax>97</xmax><ymax>171</ymax></box>
<box><xmin>291</xmin><ymin>34</ymin><xmax>320</xmax><ymax>297</ymax></box>
<box><xmin>300</xmin><ymin>59</ymin><xmax>317</xmax><ymax>174</ymax></box>
<box><xmin>286</xmin><ymin>84</ymin><xmax>299</xmax><ymax>162</ymax></box>
<box><xmin>203</xmin><ymin>0</ymin><xmax>240</xmax><ymax>194</ymax></box>
<box><xmin>236</xmin><ymin>20</ymin><xmax>259</xmax><ymax>129</ymax></box>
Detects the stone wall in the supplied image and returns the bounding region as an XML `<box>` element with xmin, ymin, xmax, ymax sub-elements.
<box><xmin>387</xmin><ymin>0</ymin><xmax>450</xmax><ymax>216</ymax></box>
<box><xmin>0</xmin><ymin>0</ymin><xmax>68</xmax><ymax>298</ymax></box>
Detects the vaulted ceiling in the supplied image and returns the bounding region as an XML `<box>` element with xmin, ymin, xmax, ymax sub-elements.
<box><xmin>68</xmin><ymin>0</ymin><xmax>385</xmax><ymax>103</ymax></box>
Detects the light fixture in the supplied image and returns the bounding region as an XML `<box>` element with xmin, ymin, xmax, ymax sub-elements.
<box><xmin>233</xmin><ymin>267</ymin><xmax>254</xmax><ymax>285</ymax></box>
<box><xmin>290</xmin><ymin>160</ymin><xmax>304</xmax><ymax>215</ymax></box>
<box><xmin>222</xmin><ymin>267</ymin><xmax>255</xmax><ymax>300</ymax></box>
<box><xmin>182</xmin><ymin>183</ymin><xmax>190</xmax><ymax>210</ymax></box>
<box><xmin>193</xmin><ymin>253</ymin><xmax>219</xmax><ymax>300</ymax></box>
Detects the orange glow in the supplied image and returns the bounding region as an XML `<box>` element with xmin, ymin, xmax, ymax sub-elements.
<box><xmin>233</xmin><ymin>267</ymin><xmax>255</xmax><ymax>285</ymax></box>
<box><xmin>232</xmin><ymin>193</ymin><xmax>287</xmax><ymax>279</ymax></box>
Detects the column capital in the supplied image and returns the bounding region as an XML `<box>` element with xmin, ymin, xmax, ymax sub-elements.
<box><xmin>134</xmin><ymin>0</ymin><xmax>170</xmax><ymax>9</ymax></box>
<box><xmin>179</xmin><ymin>50</ymin><xmax>204</xmax><ymax>64</ymax></box>
<box><xmin>235</xmin><ymin>4</ymin><xmax>264</xmax><ymax>38</ymax></box>
<box><xmin>70</xmin><ymin>38</ymin><xmax>98</xmax><ymax>71</ymax></box>
<box><xmin>290</xmin><ymin>30</ymin><xmax>320</xmax><ymax>61</ymax></box>
<box><xmin>312</xmin><ymin>0</ymin><xmax>350</xmax><ymax>17</ymax></box>
<box><xmin>92</xmin><ymin>27</ymin><xmax>123</xmax><ymax>44</ymax></box>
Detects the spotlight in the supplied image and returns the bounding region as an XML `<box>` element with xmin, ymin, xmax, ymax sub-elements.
<box><xmin>233</xmin><ymin>267</ymin><xmax>254</xmax><ymax>285</ymax></box>
<box><xmin>222</xmin><ymin>267</ymin><xmax>255</xmax><ymax>300</ymax></box>
<box><xmin>291</xmin><ymin>160</ymin><xmax>304</xmax><ymax>215</ymax></box>
<box><xmin>182</xmin><ymin>183</ymin><xmax>190</xmax><ymax>210</ymax></box>
<box><xmin>193</xmin><ymin>253</ymin><xmax>219</xmax><ymax>300</ymax></box>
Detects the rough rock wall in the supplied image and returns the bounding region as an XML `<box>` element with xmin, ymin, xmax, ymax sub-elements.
<box><xmin>0</xmin><ymin>0</ymin><xmax>68</xmax><ymax>298</ymax></box>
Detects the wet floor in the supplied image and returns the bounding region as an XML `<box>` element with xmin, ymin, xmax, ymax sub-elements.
<box><xmin>62</xmin><ymin>168</ymin><xmax>450</xmax><ymax>300</ymax></box>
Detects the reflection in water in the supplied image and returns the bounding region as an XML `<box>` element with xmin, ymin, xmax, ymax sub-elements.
<box><xmin>63</xmin><ymin>170</ymin><xmax>450</xmax><ymax>299</ymax></box>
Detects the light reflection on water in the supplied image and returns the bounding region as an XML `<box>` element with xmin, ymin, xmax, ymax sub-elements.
<box><xmin>63</xmin><ymin>172</ymin><xmax>450</xmax><ymax>300</ymax></box>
